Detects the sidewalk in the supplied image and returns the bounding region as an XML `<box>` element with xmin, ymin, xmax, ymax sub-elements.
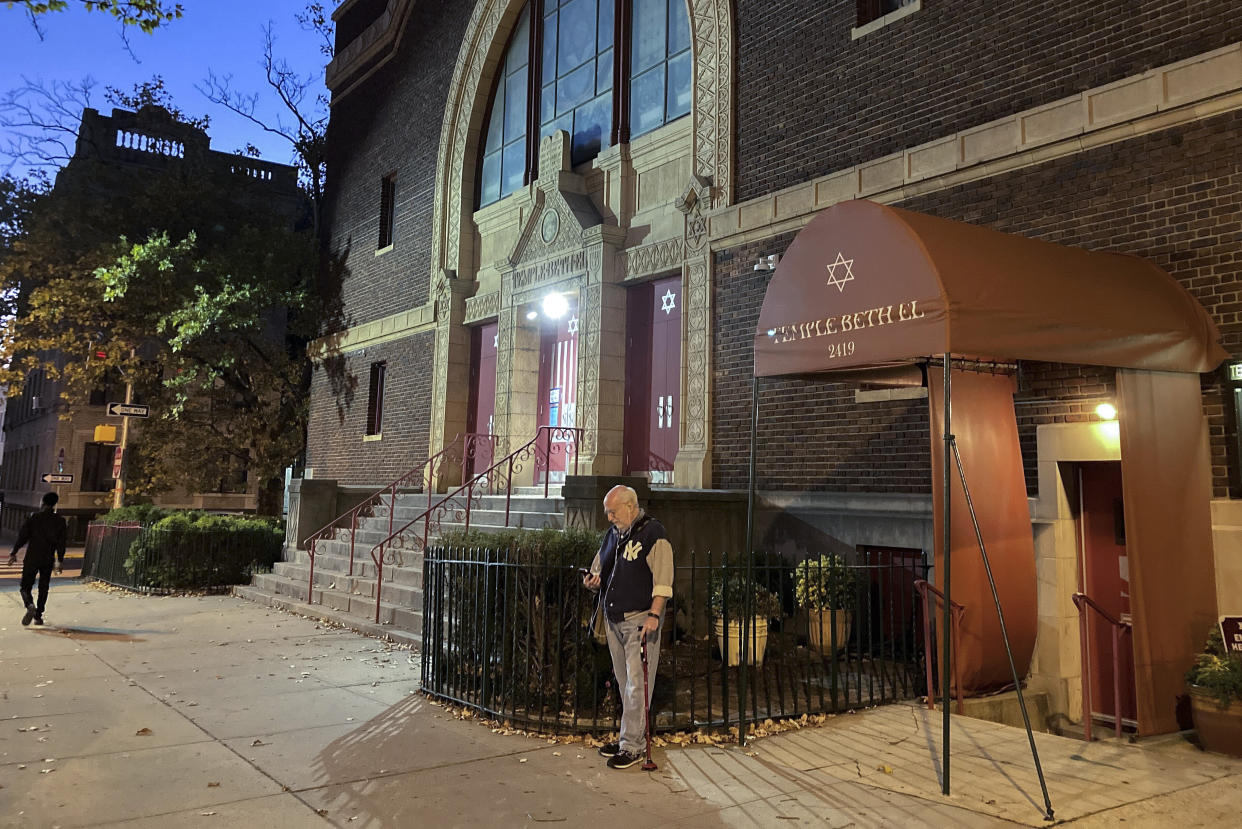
<box><xmin>1</xmin><ymin>582</ymin><xmax>1240</xmax><ymax>828</ymax></box>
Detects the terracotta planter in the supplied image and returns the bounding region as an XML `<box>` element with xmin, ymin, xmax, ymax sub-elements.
<box><xmin>1189</xmin><ymin>688</ymin><xmax>1242</xmax><ymax>757</ymax></box>
<box><xmin>715</xmin><ymin>618</ymin><xmax>769</xmax><ymax>666</ymax></box>
<box><xmin>807</xmin><ymin>608</ymin><xmax>851</xmax><ymax>655</ymax></box>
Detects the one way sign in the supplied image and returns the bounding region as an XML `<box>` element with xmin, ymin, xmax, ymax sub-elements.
<box><xmin>106</xmin><ymin>402</ymin><xmax>150</xmax><ymax>418</ymax></box>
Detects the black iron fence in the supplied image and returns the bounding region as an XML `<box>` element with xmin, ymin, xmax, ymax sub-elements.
<box><xmin>421</xmin><ymin>546</ymin><xmax>929</xmax><ymax>735</ymax></box>
<box><xmin>84</xmin><ymin>521</ymin><xmax>281</xmax><ymax>593</ymax></box>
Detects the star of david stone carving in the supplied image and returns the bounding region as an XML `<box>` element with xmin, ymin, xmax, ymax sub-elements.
<box><xmin>826</xmin><ymin>252</ymin><xmax>855</xmax><ymax>292</ymax></box>
<box><xmin>567</xmin><ymin>316</ymin><xmax>579</xmax><ymax>334</ymax></box>
<box><xmin>661</xmin><ymin>289</ymin><xmax>677</xmax><ymax>314</ymax></box>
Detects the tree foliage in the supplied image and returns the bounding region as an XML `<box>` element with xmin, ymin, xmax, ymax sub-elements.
<box><xmin>0</xmin><ymin>156</ymin><xmax>316</xmax><ymax>513</ymax></box>
<box><xmin>6</xmin><ymin>1</ymin><xmax>182</xmax><ymax>33</ymax></box>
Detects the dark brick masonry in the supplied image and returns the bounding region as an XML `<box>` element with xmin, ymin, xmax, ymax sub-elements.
<box><xmin>735</xmin><ymin>0</ymin><xmax>1242</xmax><ymax>201</ymax></box>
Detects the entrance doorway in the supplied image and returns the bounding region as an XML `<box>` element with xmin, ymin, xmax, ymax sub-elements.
<box><xmin>623</xmin><ymin>274</ymin><xmax>681</xmax><ymax>483</ymax></box>
<box><xmin>466</xmin><ymin>321</ymin><xmax>498</xmax><ymax>477</ymax></box>
<box><xmin>1077</xmin><ymin>461</ymin><xmax>1137</xmax><ymax>731</ymax></box>
<box><xmin>535</xmin><ymin>300</ymin><xmax>578</xmax><ymax>484</ymax></box>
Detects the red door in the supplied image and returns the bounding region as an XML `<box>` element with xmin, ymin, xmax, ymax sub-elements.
<box><xmin>535</xmin><ymin>301</ymin><xmax>578</xmax><ymax>483</ymax></box>
<box><xmin>623</xmin><ymin>276</ymin><xmax>680</xmax><ymax>482</ymax></box>
<box><xmin>466</xmin><ymin>322</ymin><xmax>498</xmax><ymax>477</ymax></box>
<box><xmin>1078</xmin><ymin>461</ymin><xmax>1137</xmax><ymax>729</ymax></box>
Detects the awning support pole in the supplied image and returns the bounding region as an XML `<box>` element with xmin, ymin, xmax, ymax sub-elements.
<box><xmin>741</xmin><ymin>373</ymin><xmax>760</xmax><ymax>748</ymax></box>
<box><xmin>941</xmin><ymin>354</ymin><xmax>952</xmax><ymax>796</ymax></box>
<box><xmin>948</xmin><ymin>435</ymin><xmax>1056</xmax><ymax>822</ymax></box>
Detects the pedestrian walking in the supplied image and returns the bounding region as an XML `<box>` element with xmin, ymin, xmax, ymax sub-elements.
<box><xmin>10</xmin><ymin>491</ymin><xmax>68</xmax><ymax>626</ymax></box>
<box><xmin>582</xmin><ymin>485</ymin><xmax>674</xmax><ymax>770</ymax></box>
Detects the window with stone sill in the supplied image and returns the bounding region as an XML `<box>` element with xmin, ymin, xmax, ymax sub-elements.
<box><xmin>857</xmin><ymin>0</ymin><xmax>916</xmax><ymax>25</ymax></box>
<box><xmin>478</xmin><ymin>0</ymin><xmax>692</xmax><ymax>208</ymax></box>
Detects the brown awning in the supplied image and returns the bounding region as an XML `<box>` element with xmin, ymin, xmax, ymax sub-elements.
<box><xmin>754</xmin><ymin>200</ymin><xmax>1226</xmax><ymax>377</ymax></box>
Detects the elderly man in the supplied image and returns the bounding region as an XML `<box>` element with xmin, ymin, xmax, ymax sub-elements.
<box><xmin>583</xmin><ymin>485</ymin><xmax>673</xmax><ymax>769</ymax></box>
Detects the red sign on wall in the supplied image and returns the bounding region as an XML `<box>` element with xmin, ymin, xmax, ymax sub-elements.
<box><xmin>1220</xmin><ymin>617</ymin><xmax>1242</xmax><ymax>657</ymax></box>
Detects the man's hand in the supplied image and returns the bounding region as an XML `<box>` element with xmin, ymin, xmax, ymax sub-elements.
<box><xmin>641</xmin><ymin>613</ymin><xmax>660</xmax><ymax>637</ymax></box>
<box><xmin>54</xmin><ymin>564</ymin><xmax>63</xmax><ymax>575</ymax></box>
<box><xmin>583</xmin><ymin>572</ymin><xmax>601</xmax><ymax>590</ymax></box>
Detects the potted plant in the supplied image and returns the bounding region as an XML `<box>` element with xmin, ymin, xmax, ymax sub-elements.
<box><xmin>795</xmin><ymin>554</ymin><xmax>858</xmax><ymax>655</ymax></box>
<box><xmin>709</xmin><ymin>573</ymin><xmax>782</xmax><ymax>666</ymax></box>
<box><xmin>1186</xmin><ymin>627</ymin><xmax>1242</xmax><ymax>757</ymax></box>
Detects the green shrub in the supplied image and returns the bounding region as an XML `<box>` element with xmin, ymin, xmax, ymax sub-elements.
<box><xmin>97</xmin><ymin>504</ymin><xmax>177</xmax><ymax>525</ymax></box>
<box><xmin>1187</xmin><ymin>628</ymin><xmax>1242</xmax><ymax>708</ymax></box>
<box><xmin>708</xmin><ymin>572</ymin><xmax>782</xmax><ymax>620</ymax></box>
<box><xmin>436</xmin><ymin>525</ymin><xmax>600</xmax><ymax>566</ymax></box>
<box><xmin>794</xmin><ymin>554</ymin><xmax>860</xmax><ymax>611</ymax></box>
<box><xmin>121</xmin><ymin>511</ymin><xmax>283</xmax><ymax>590</ymax></box>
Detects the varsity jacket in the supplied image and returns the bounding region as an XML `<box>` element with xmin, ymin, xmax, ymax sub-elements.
<box><xmin>592</xmin><ymin>512</ymin><xmax>674</xmax><ymax>622</ymax></box>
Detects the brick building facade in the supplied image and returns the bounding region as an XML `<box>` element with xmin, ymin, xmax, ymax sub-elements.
<box><xmin>308</xmin><ymin>0</ymin><xmax>1241</xmax><ymax>732</ymax></box>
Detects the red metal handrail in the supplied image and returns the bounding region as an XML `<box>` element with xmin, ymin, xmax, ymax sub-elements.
<box><xmin>367</xmin><ymin>426</ymin><xmax>582</xmax><ymax>622</ymax></box>
<box><xmin>301</xmin><ymin>432</ymin><xmax>495</xmax><ymax>603</ymax></box>
<box><xmin>1072</xmin><ymin>591</ymin><xmax>1133</xmax><ymax>742</ymax></box>
<box><xmin>915</xmin><ymin>579</ymin><xmax>965</xmax><ymax>715</ymax></box>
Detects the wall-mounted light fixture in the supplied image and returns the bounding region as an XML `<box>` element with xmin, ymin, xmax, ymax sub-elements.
<box><xmin>1095</xmin><ymin>402</ymin><xmax>1117</xmax><ymax>421</ymax></box>
<box><xmin>541</xmin><ymin>292</ymin><xmax>569</xmax><ymax>319</ymax></box>
<box><xmin>525</xmin><ymin>310</ymin><xmax>539</xmax><ymax>321</ymax></box>
<box><xmin>753</xmin><ymin>254</ymin><xmax>780</xmax><ymax>272</ymax></box>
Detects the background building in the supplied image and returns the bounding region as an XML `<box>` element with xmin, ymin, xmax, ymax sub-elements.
<box><xmin>0</xmin><ymin>104</ymin><xmax>303</xmax><ymax>540</ymax></box>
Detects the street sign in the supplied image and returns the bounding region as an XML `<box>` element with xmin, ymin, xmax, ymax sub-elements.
<box><xmin>112</xmin><ymin>446</ymin><xmax>124</xmax><ymax>479</ymax></box>
<box><xmin>42</xmin><ymin>473</ymin><xmax>73</xmax><ymax>484</ymax></box>
<box><xmin>106</xmin><ymin>402</ymin><xmax>150</xmax><ymax>418</ymax></box>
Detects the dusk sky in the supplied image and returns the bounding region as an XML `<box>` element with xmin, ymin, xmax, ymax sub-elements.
<box><xmin>1</xmin><ymin>1</ymin><xmax>330</xmax><ymax>178</ymax></box>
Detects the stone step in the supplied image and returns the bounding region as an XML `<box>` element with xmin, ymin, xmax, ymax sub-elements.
<box><xmin>287</xmin><ymin>548</ymin><xmax>424</xmax><ymax>585</ymax></box>
<box><xmin>247</xmin><ymin>571</ymin><xmax>423</xmax><ymax>634</ymax></box>
<box><xmin>274</xmin><ymin>556</ymin><xmax>424</xmax><ymax>596</ymax></box>
<box><xmin>234</xmin><ymin>581</ymin><xmax>422</xmax><ymax>649</ymax></box>
<box><xmin>273</xmin><ymin>561</ymin><xmax>423</xmax><ymax>603</ymax></box>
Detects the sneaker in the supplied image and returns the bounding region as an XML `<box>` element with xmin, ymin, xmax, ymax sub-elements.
<box><xmin>606</xmin><ymin>750</ymin><xmax>641</xmax><ymax>770</ymax></box>
<box><xmin>33</xmin><ymin>614</ymin><xmax>44</xmax><ymax>626</ymax></box>
<box><xmin>597</xmin><ymin>741</ymin><xmax>620</xmax><ymax>758</ymax></box>
<box><xmin>22</xmin><ymin>604</ymin><xmax>35</xmax><ymax>626</ymax></box>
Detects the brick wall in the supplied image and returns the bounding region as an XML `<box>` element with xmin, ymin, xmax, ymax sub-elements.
<box><xmin>321</xmin><ymin>0</ymin><xmax>473</xmax><ymax>331</ymax></box>
<box><xmin>306</xmin><ymin>331</ymin><xmax>435</xmax><ymax>485</ymax></box>
<box><xmin>736</xmin><ymin>0</ymin><xmax>1242</xmax><ymax>201</ymax></box>
<box><xmin>714</xmin><ymin>110</ymin><xmax>1242</xmax><ymax>496</ymax></box>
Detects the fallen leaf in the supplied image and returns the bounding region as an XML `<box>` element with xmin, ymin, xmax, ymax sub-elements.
<box><xmin>877</xmin><ymin>764</ymin><xmax>893</xmax><ymax>774</ymax></box>
<box><xmin>207</xmin><ymin>782</ymin><xmax>220</xmax><ymax>788</ymax></box>
<box><xmin>135</xmin><ymin>728</ymin><xmax>153</xmax><ymax>736</ymax></box>
<box><xmin>519</xmin><ymin>758</ymin><xmax>528</xmax><ymax>763</ymax></box>
<box><xmin>251</xmin><ymin>739</ymin><xmax>266</xmax><ymax>747</ymax></box>
<box><xmin>200</xmin><ymin>811</ymin><xmax>217</xmax><ymax>816</ymax></box>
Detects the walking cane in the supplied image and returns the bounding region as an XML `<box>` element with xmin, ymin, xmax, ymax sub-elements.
<box><xmin>640</xmin><ymin>632</ymin><xmax>657</xmax><ymax>771</ymax></box>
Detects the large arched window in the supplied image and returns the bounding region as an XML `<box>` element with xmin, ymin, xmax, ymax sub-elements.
<box><xmin>478</xmin><ymin>0</ymin><xmax>692</xmax><ymax>208</ymax></box>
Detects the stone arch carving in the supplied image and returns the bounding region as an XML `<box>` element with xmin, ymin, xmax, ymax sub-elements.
<box><xmin>429</xmin><ymin>0</ymin><xmax>735</xmax><ymax>279</ymax></box>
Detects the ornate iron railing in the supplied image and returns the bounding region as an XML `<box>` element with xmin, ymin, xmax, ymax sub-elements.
<box><xmin>367</xmin><ymin>426</ymin><xmax>581</xmax><ymax>622</ymax></box>
<box><xmin>302</xmin><ymin>432</ymin><xmax>496</xmax><ymax>603</ymax></box>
